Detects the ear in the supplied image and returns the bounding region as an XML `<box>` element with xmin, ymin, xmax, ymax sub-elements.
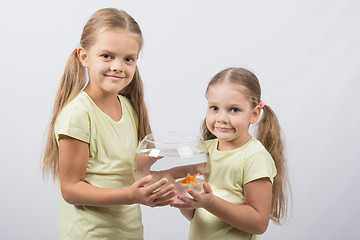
<box><xmin>77</xmin><ymin>47</ymin><xmax>89</xmax><ymax>67</ymax></box>
<box><xmin>250</xmin><ymin>105</ymin><xmax>261</xmax><ymax>124</ymax></box>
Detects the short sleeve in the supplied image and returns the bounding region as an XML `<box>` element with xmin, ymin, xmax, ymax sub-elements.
<box><xmin>55</xmin><ymin>105</ymin><xmax>90</xmax><ymax>144</ymax></box>
<box><xmin>243</xmin><ymin>150</ymin><xmax>277</xmax><ymax>184</ymax></box>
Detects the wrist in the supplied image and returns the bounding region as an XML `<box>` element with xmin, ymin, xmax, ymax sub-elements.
<box><xmin>126</xmin><ymin>188</ymin><xmax>135</xmax><ymax>205</ymax></box>
<box><xmin>204</xmin><ymin>195</ymin><xmax>216</xmax><ymax>209</ymax></box>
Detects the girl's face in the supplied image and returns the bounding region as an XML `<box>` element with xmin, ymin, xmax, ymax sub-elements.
<box><xmin>206</xmin><ymin>82</ymin><xmax>261</xmax><ymax>150</ymax></box>
<box><xmin>78</xmin><ymin>30</ymin><xmax>140</xmax><ymax>96</ymax></box>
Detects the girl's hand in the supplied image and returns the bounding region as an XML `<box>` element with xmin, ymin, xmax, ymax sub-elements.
<box><xmin>135</xmin><ymin>155</ymin><xmax>163</xmax><ymax>173</ymax></box>
<box><xmin>129</xmin><ymin>175</ymin><xmax>176</xmax><ymax>207</ymax></box>
<box><xmin>170</xmin><ymin>182</ymin><xmax>214</xmax><ymax>209</ymax></box>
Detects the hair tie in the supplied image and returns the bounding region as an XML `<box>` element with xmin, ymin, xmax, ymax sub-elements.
<box><xmin>259</xmin><ymin>100</ymin><xmax>266</xmax><ymax>109</ymax></box>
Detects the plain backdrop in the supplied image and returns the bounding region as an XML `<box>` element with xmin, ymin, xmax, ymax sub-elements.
<box><xmin>1</xmin><ymin>0</ymin><xmax>359</xmax><ymax>239</ymax></box>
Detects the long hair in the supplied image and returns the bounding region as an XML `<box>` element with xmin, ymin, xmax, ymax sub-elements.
<box><xmin>201</xmin><ymin>67</ymin><xmax>289</xmax><ymax>224</ymax></box>
<box><xmin>42</xmin><ymin>8</ymin><xmax>151</xmax><ymax>181</ymax></box>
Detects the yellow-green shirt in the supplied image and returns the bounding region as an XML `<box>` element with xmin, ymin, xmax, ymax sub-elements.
<box><xmin>189</xmin><ymin>137</ymin><xmax>276</xmax><ymax>240</ymax></box>
<box><xmin>55</xmin><ymin>91</ymin><xmax>143</xmax><ymax>240</ymax></box>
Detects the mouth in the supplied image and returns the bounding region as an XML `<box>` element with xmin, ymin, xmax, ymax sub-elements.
<box><xmin>105</xmin><ymin>74</ymin><xmax>126</xmax><ymax>81</ymax></box>
<box><xmin>215</xmin><ymin>126</ymin><xmax>233</xmax><ymax>132</ymax></box>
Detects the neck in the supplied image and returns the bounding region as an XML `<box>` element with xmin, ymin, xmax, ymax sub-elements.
<box><xmin>217</xmin><ymin>133</ymin><xmax>252</xmax><ymax>151</ymax></box>
<box><xmin>84</xmin><ymin>87</ymin><xmax>122</xmax><ymax>122</ymax></box>
<box><xmin>84</xmin><ymin>84</ymin><xmax>119</xmax><ymax>105</ymax></box>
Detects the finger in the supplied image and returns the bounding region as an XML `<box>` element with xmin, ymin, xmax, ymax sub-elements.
<box><xmin>147</xmin><ymin>178</ymin><xmax>168</xmax><ymax>192</ymax></box>
<box><xmin>134</xmin><ymin>175</ymin><xmax>152</xmax><ymax>188</ymax></box>
<box><xmin>152</xmin><ymin>184</ymin><xmax>175</xmax><ymax>198</ymax></box>
<box><xmin>177</xmin><ymin>194</ymin><xmax>197</xmax><ymax>206</ymax></box>
<box><xmin>170</xmin><ymin>195</ymin><xmax>194</xmax><ymax>208</ymax></box>
<box><xmin>203</xmin><ymin>182</ymin><xmax>212</xmax><ymax>194</ymax></box>
<box><xmin>187</xmin><ymin>189</ymin><xmax>201</xmax><ymax>199</ymax></box>
<box><xmin>153</xmin><ymin>189</ymin><xmax>177</xmax><ymax>203</ymax></box>
<box><xmin>170</xmin><ymin>202</ymin><xmax>192</xmax><ymax>208</ymax></box>
<box><xmin>154</xmin><ymin>199</ymin><xmax>174</xmax><ymax>207</ymax></box>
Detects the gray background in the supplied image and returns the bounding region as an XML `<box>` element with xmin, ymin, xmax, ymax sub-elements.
<box><xmin>0</xmin><ymin>0</ymin><xmax>359</xmax><ymax>239</ymax></box>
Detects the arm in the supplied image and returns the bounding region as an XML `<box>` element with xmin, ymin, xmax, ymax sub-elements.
<box><xmin>172</xmin><ymin>178</ymin><xmax>272</xmax><ymax>234</ymax></box>
<box><xmin>59</xmin><ymin>136</ymin><xmax>176</xmax><ymax>207</ymax></box>
<box><xmin>179</xmin><ymin>208</ymin><xmax>195</xmax><ymax>221</ymax></box>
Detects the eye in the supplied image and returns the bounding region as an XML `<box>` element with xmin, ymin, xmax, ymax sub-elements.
<box><xmin>101</xmin><ymin>54</ymin><xmax>113</xmax><ymax>60</ymax></box>
<box><xmin>125</xmin><ymin>57</ymin><xmax>136</xmax><ymax>63</ymax></box>
<box><xmin>230</xmin><ymin>108</ymin><xmax>240</xmax><ymax>113</ymax></box>
<box><xmin>209</xmin><ymin>106</ymin><xmax>218</xmax><ymax>111</ymax></box>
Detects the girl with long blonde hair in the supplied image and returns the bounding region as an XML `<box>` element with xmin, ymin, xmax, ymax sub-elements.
<box><xmin>172</xmin><ymin>67</ymin><xmax>289</xmax><ymax>240</ymax></box>
<box><xmin>42</xmin><ymin>8</ymin><xmax>175</xmax><ymax>239</ymax></box>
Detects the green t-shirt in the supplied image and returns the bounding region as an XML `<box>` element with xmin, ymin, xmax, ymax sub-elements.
<box><xmin>55</xmin><ymin>91</ymin><xmax>143</xmax><ymax>240</ymax></box>
<box><xmin>189</xmin><ymin>137</ymin><xmax>276</xmax><ymax>240</ymax></box>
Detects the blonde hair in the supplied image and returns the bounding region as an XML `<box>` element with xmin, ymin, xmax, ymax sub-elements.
<box><xmin>201</xmin><ymin>67</ymin><xmax>289</xmax><ymax>224</ymax></box>
<box><xmin>42</xmin><ymin>8</ymin><xmax>151</xmax><ymax>181</ymax></box>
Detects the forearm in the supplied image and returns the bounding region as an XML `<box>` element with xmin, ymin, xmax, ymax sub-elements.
<box><xmin>58</xmin><ymin>138</ymin><xmax>176</xmax><ymax>207</ymax></box>
<box><xmin>204</xmin><ymin>196</ymin><xmax>270</xmax><ymax>234</ymax></box>
<box><xmin>61</xmin><ymin>181</ymin><xmax>133</xmax><ymax>206</ymax></box>
<box><xmin>179</xmin><ymin>208</ymin><xmax>195</xmax><ymax>221</ymax></box>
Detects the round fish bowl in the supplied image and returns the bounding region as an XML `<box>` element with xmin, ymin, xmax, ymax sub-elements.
<box><xmin>135</xmin><ymin>132</ymin><xmax>210</xmax><ymax>203</ymax></box>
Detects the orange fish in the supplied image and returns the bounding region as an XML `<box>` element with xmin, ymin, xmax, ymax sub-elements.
<box><xmin>180</xmin><ymin>173</ymin><xmax>199</xmax><ymax>186</ymax></box>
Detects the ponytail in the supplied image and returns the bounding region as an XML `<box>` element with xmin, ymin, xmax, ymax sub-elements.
<box><xmin>256</xmin><ymin>104</ymin><xmax>288</xmax><ymax>224</ymax></box>
<box><xmin>54</xmin><ymin>50</ymin><xmax>87</xmax><ymax>113</ymax></box>
<box><xmin>42</xmin><ymin>49</ymin><xmax>86</xmax><ymax>181</ymax></box>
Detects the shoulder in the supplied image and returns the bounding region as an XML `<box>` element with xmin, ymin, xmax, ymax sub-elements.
<box><xmin>118</xmin><ymin>94</ymin><xmax>131</xmax><ymax>105</ymax></box>
<box><xmin>242</xmin><ymin>138</ymin><xmax>273</xmax><ymax>161</ymax></box>
<box><xmin>204</xmin><ymin>139</ymin><xmax>218</xmax><ymax>151</ymax></box>
<box><xmin>119</xmin><ymin>95</ymin><xmax>136</xmax><ymax>115</ymax></box>
<box><xmin>247</xmin><ymin>137</ymin><xmax>267</xmax><ymax>151</ymax></box>
<box><xmin>60</xmin><ymin>91</ymin><xmax>92</xmax><ymax>115</ymax></box>
<box><xmin>119</xmin><ymin>95</ymin><xmax>138</xmax><ymax>123</ymax></box>
<box><xmin>56</xmin><ymin>92</ymin><xmax>93</xmax><ymax>126</ymax></box>
<box><xmin>243</xmin><ymin>138</ymin><xmax>277</xmax><ymax>183</ymax></box>
<box><xmin>55</xmin><ymin>92</ymin><xmax>92</xmax><ymax>142</ymax></box>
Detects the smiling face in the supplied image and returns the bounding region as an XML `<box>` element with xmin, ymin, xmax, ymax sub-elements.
<box><xmin>205</xmin><ymin>82</ymin><xmax>261</xmax><ymax>151</ymax></box>
<box><xmin>78</xmin><ymin>30</ymin><xmax>140</xmax><ymax>96</ymax></box>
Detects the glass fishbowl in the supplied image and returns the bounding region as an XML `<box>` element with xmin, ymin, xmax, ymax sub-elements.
<box><xmin>135</xmin><ymin>131</ymin><xmax>210</xmax><ymax>204</ymax></box>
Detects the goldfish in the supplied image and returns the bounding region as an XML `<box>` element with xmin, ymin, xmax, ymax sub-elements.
<box><xmin>180</xmin><ymin>173</ymin><xmax>199</xmax><ymax>186</ymax></box>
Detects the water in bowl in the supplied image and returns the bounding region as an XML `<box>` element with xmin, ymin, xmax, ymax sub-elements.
<box><xmin>135</xmin><ymin>132</ymin><xmax>210</xmax><ymax>204</ymax></box>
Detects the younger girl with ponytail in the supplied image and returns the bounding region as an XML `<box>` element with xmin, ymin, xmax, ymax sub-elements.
<box><xmin>172</xmin><ymin>67</ymin><xmax>289</xmax><ymax>240</ymax></box>
<box><xmin>42</xmin><ymin>8</ymin><xmax>175</xmax><ymax>239</ymax></box>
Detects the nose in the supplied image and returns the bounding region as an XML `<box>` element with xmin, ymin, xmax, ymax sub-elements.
<box><xmin>216</xmin><ymin>110</ymin><xmax>229</xmax><ymax>123</ymax></box>
<box><xmin>111</xmin><ymin>59</ymin><xmax>124</xmax><ymax>72</ymax></box>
